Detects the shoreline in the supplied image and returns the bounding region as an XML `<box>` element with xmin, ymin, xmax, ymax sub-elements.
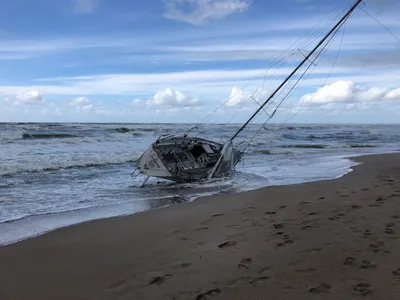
<box><xmin>2</xmin><ymin>153</ymin><xmax>400</xmax><ymax>299</ymax></box>
<box><xmin>0</xmin><ymin>152</ymin><xmax>362</xmax><ymax>247</ymax></box>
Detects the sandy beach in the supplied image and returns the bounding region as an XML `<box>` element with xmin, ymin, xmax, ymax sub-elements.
<box><xmin>1</xmin><ymin>153</ymin><xmax>400</xmax><ymax>300</ymax></box>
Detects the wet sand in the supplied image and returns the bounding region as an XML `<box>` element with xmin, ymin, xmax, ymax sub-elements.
<box><xmin>1</xmin><ymin>154</ymin><xmax>400</xmax><ymax>300</ymax></box>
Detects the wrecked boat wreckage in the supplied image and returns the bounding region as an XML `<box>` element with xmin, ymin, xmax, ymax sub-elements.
<box><xmin>132</xmin><ymin>0</ymin><xmax>366</xmax><ymax>186</ymax></box>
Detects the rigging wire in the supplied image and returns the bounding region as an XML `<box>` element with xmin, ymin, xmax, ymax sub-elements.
<box><xmin>194</xmin><ymin>3</ymin><xmax>352</xmax><ymax>126</ymax></box>
<box><xmin>283</xmin><ymin>22</ymin><xmax>347</xmax><ymax>123</ymax></box>
<box><xmin>240</xmin><ymin>17</ymin><xmax>347</xmax><ymax>152</ymax></box>
<box><xmin>176</xmin><ymin>1</ymin><xmax>357</xmax><ymax>140</ymax></box>
<box><xmin>213</xmin><ymin>7</ymin><xmax>350</xmax><ymax>135</ymax></box>
<box><xmin>359</xmin><ymin>6</ymin><xmax>400</xmax><ymax>45</ymax></box>
<box><xmin>230</xmin><ymin>1</ymin><xmax>362</xmax><ymax>142</ymax></box>
<box><xmin>284</xmin><ymin>5</ymin><xmax>400</xmax><ymax>125</ymax></box>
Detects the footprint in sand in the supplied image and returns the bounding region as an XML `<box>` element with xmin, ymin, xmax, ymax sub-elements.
<box><xmin>227</xmin><ymin>277</ymin><xmax>252</xmax><ymax>288</ymax></box>
<box><xmin>360</xmin><ymin>260</ymin><xmax>376</xmax><ymax>269</ymax></box>
<box><xmin>226</xmin><ymin>224</ymin><xmax>240</xmax><ymax>228</ymax></box>
<box><xmin>176</xmin><ymin>262</ymin><xmax>192</xmax><ymax>269</ymax></box>
<box><xmin>196</xmin><ymin>288</ymin><xmax>221</xmax><ymax>300</ymax></box>
<box><xmin>295</xmin><ymin>268</ymin><xmax>318</xmax><ymax>274</ymax></box>
<box><xmin>301</xmin><ymin>225</ymin><xmax>313</xmax><ymax>231</ymax></box>
<box><xmin>369</xmin><ymin>242</ymin><xmax>384</xmax><ymax>252</ymax></box>
<box><xmin>392</xmin><ymin>269</ymin><xmax>400</xmax><ymax>281</ymax></box>
<box><xmin>304</xmin><ymin>248</ymin><xmax>323</xmax><ymax>254</ymax></box>
<box><xmin>265</xmin><ymin>211</ymin><xmax>277</xmax><ymax>215</ymax></box>
<box><xmin>362</xmin><ymin>229</ymin><xmax>372</xmax><ymax>238</ymax></box>
<box><xmin>353</xmin><ymin>283</ymin><xmax>372</xmax><ymax>295</ymax></box>
<box><xmin>258</xmin><ymin>266</ymin><xmax>270</xmax><ymax>274</ymax></box>
<box><xmin>212</xmin><ymin>213</ymin><xmax>224</xmax><ymax>217</ymax></box>
<box><xmin>238</xmin><ymin>258</ymin><xmax>253</xmax><ymax>269</ymax></box>
<box><xmin>196</xmin><ymin>227</ymin><xmax>209</xmax><ymax>231</ymax></box>
<box><xmin>309</xmin><ymin>283</ymin><xmax>331</xmax><ymax>294</ymax></box>
<box><xmin>329</xmin><ymin>215</ymin><xmax>341</xmax><ymax>221</ymax></box>
<box><xmin>308</xmin><ymin>212</ymin><xmax>319</xmax><ymax>216</ymax></box>
<box><xmin>385</xmin><ymin>223</ymin><xmax>395</xmax><ymax>234</ymax></box>
<box><xmin>273</xmin><ymin>223</ymin><xmax>285</xmax><ymax>230</ymax></box>
<box><xmin>343</xmin><ymin>257</ymin><xmax>357</xmax><ymax>266</ymax></box>
<box><xmin>149</xmin><ymin>274</ymin><xmax>172</xmax><ymax>285</ymax></box>
<box><xmin>277</xmin><ymin>239</ymin><xmax>294</xmax><ymax>247</ymax></box>
<box><xmin>350</xmin><ymin>204</ymin><xmax>362</xmax><ymax>210</ymax></box>
<box><xmin>385</xmin><ymin>227</ymin><xmax>395</xmax><ymax>235</ymax></box>
<box><xmin>249</xmin><ymin>277</ymin><xmax>269</xmax><ymax>286</ymax></box>
<box><xmin>218</xmin><ymin>241</ymin><xmax>237</xmax><ymax>249</ymax></box>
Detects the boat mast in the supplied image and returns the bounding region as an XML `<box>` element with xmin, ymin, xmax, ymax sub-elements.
<box><xmin>230</xmin><ymin>0</ymin><xmax>362</xmax><ymax>141</ymax></box>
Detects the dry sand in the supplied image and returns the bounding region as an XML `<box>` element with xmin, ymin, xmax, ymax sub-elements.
<box><xmin>1</xmin><ymin>154</ymin><xmax>400</xmax><ymax>300</ymax></box>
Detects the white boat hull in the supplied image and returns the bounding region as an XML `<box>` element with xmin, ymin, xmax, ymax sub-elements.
<box><xmin>135</xmin><ymin>136</ymin><xmax>243</xmax><ymax>183</ymax></box>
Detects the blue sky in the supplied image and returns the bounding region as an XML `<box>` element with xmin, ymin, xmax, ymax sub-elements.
<box><xmin>0</xmin><ymin>0</ymin><xmax>400</xmax><ymax>123</ymax></box>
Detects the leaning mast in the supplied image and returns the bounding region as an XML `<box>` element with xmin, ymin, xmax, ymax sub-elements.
<box><xmin>230</xmin><ymin>0</ymin><xmax>363</xmax><ymax>141</ymax></box>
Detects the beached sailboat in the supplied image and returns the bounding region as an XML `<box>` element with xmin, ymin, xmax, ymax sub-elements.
<box><xmin>132</xmin><ymin>0</ymin><xmax>363</xmax><ymax>185</ymax></box>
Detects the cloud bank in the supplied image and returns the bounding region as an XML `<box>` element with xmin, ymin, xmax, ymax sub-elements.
<box><xmin>163</xmin><ymin>0</ymin><xmax>251</xmax><ymax>25</ymax></box>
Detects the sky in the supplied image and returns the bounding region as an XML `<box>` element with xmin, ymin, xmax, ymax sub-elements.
<box><xmin>0</xmin><ymin>0</ymin><xmax>400</xmax><ymax>123</ymax></box>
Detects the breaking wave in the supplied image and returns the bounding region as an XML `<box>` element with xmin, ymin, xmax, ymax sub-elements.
<box><xmin>114</xmin><ymin>127</ymin><xmax>133</xmax><ymax>133</ymax></box>
<box><xmin>22</xmin><ymin>133</ymin><xmax>77</xmax><ymax>139</ymax></box>
<box><xmin>258</xmin><ymin>150</ymin><xmax>294</xmax><ymax>155</ymax></box>
<box><xmin>0</xmin><ymin>154</ymin><xmax>139</xmax><ymax>177</ymax></box>
<box><xmin>348</xmin><ymin>144</ymin><xmax>377</xmax><ymax>148</ymax></box>
<box><xmin>283</xmin><ymin>144</ymin><xmax>328</xmax><ymax>149</ymax></box>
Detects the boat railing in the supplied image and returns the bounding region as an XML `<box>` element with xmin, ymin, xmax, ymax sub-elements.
<box><xmin>156</xmin><ymin>133</ymin><xmax>175</xmax><ymax>141</ymax></box>
<box><xmin>236</xmin><ymin>141</ymin><xmax>249</xmax><ymax>152</ymax></box>
<box><xmin>130</xmin><ymin>168</ymin><xmax>141</xmax><ymax>179</ymax></box>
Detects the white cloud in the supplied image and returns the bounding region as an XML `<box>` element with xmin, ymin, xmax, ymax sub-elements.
<box><xmin>81</xmin><ymin>104</ymin><xmax>94</xmax><ymax>112</ymax></box>
<box><xmin>225</xmin><ymin>87</ymin><xmax>270</xmax><ymax>107</ymax></box>
<box><xmin>14</xmin><ymin>89</ymin><xmax>44</xmax><ymax>105</ymax></box>
<box><xmin>150</xmin><ymin>88</ymin><xmax>202</xmax><ymax>107</ymax></box>
<box><xmin>70</xmin><ymin>96</ymin><xmax>89</xmax><ymax>105</ymax></box>
<box><xmin>225</xmin><ymin>87</ymin><xmax>251</xmax><ymax>106</ymax></box>
<box><xmin>69</xmin><ymin>96</ymin><xmax>94</xmax><ymax>113</ymax></box>
<box><xmin>163</xmin><ymin>0</ymin><xmax>251</xmax><ymax>25</ymax></box>
<box><xmin>385</xmin><ymin>88</ymin><xmax>400</xmax><ymax>100</ymax></box>
<box><xmin>300</xmin><ymin>80</ymin><xmax>400</xmax><ymax>106</ymax></box>
<box><xmin>73</xmin><ymin>0</ymin><xmax>99</xmax><ymax>14</ymax></box>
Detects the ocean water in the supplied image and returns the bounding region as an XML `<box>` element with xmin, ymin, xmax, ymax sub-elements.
<box><xmin>1</xmin><ymin>122</ymin><xmax>400</xmax><ymax>246</ymax></box>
